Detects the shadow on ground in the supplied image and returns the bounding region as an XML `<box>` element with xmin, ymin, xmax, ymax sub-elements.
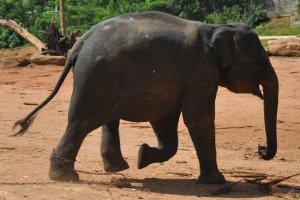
<box><xmin>128</xmin><ymin>178</ymin><xmax>275</xmax><ymax>198</ymax></box>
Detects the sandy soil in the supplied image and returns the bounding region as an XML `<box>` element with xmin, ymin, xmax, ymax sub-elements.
<box><xmin>0</xmin><ymin>47</ymin><xmax>299</xmax><ymax>200</ymax></box>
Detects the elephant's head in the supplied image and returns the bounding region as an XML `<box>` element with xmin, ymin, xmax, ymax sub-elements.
<box><xmin>204</xmin><ymin>23</ymin><xmax>279</xmax><ymax>160</ymax></box>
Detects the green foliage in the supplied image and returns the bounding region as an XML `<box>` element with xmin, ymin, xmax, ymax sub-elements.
<box><xmin>206</xmin><ymin>4</ymin><xmax>267</xmax><ymax>28</ymax></box>
<box><xmin>206</xmin><ymin>5</ymin><xmax>241</xmax><ymax>24</ymax></box>
<box><xmin>0</xmin><ymin>29</ymin><xmax>26</xmax><ymax>48</ymax></box>
<box><xmin>58</xmin><ymin>0</ymin><xmax>203</xmax><ymax>34</ymax></box>
<box><xmin>0</xmin><ymin>0</ymin><xmax>269</xmax><ymax>48</ymax></box>
<box><xmin>254</xmin><ymin>17</ymin><xmax>300</xmax><ymax>36</ymax></box>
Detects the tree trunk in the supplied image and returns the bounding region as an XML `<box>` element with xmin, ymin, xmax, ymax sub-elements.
<box><xmin>0</xmin><ymin>19</ymin><xmax>45</xmax><ymax>52</ymax></box>
<box><xmin>60</xmin><ymin>0</ymin><xmax>66</xmax><ymax>36</ymax></box>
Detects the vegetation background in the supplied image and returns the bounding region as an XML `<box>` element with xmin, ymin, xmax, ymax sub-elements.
<box><xmin>0</xmin><ymin>0</ymin><xmax>300</xmax><ymax>48</ymax></box>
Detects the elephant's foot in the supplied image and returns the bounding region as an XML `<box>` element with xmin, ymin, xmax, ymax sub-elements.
<box><xmin>138</xmin><ymin>143</ymin><xmax>151</xmax><ymax>169</ymax></box>
<box><xmin>197</xmin><ymin>171</ymin><xmax>226</xmax><ymax>184</ymax></box>
<box><xmin>138</xmin><ymin>143</ymin><xmax>177</xmax><ymax>169</ymax></box>
<box><xmin>102</xmin><ymin>155</ymin><xmax>129</xmax><ymax>172</ymax></box>
<box><xmin>49</xmin><ymin>150</ymin><xmax>79</xmax><ymax>182</ymax></box>
<box><xmin>101</xmin><ymin>145</ymin><xmax>129</xmax><ymax>172</ymax></box>
<box><xmin>138</xmin><ymin>143</ymin><xmax>162</xmax><ymax>169</ymax></box>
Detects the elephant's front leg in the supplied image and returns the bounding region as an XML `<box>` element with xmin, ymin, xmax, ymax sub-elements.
<box><xmin>138</xmin><ymin>112</ymin><xmax>180</xmax><ymax>169</ymax></box>
<box><xmin>101</xmin><ymin>120</ymin><xmax>129</xmax><ymax>172</ymax></box>
<box><xmin>183</xmin><ymin>92</ymin><xmax>226</xmax><ymax>184</ymax></box>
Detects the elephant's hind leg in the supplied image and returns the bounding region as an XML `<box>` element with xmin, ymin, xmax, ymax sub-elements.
<box><xmin>49</xmin><ymin>120</ymin><xmax>99</xmax><ymax>181</ymax></box>
<box><xmin>138</xmin><ymin>112</ymin><xmax>180</xmax><ymax>169</ymax></box>
<box><xmin>101</xmin><ymin>120</ymin><xmax>129</xmax><ymax>172</ymax></box>
<box><xmin>49</xmin><ymin>94</ymin><xmax>109</xmax><ymax>181</ymax></box>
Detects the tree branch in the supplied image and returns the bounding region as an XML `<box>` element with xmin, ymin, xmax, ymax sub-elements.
<box><xmin>0</xmin><ymin>19</ymin><xmax>45</xmax><ymax>52</ymax></box>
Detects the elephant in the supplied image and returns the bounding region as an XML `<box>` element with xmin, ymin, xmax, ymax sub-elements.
<box><xmin>14</xmin><ymin>11</ymin><xmax>278</xmax><ymax>184</ymax></box>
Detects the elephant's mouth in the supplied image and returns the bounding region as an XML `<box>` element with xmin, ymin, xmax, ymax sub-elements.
<box><xmin>219</xmin><ymin>76</ymin><xmax>262</xmax><ymax>98</ymax></box>
<box><xmin>252</xmin><ymin>83</ymin><xmax>264</xmax><ymax>99</ymax></box>
<box><xmin>218</xmin><ymin>66</ymin><xmax>257</xmax><ymax>95</ymax></box>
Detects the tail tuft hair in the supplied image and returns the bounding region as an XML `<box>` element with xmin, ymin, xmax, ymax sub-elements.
<box><xmin>12</xmin><ymin>114</ymin><xmax>37</xmax><ymax>136</ymax></box>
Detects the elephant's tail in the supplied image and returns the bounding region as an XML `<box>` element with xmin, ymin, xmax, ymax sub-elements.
<box><xmin>12</xmin><ymin>49</ymin><xmax>79</xmax><ymax>136</ymax></box>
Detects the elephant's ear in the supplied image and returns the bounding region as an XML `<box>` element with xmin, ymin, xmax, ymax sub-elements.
<box><xmin>203</xmin><ymin>25</ymin><xmax>239</xmax><ymax>69</ymax></box>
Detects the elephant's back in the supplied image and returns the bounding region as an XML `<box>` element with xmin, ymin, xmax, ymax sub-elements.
<box><xmin>80</xmin><ymin>11</ymin><xmax>199</xmax><ymax>58</ymax></box>
<box><xmin>73</xmin><ymin>11</ymin><xmax>200</xmax><ymax>77</ymax></box>
<box><xmin>117</xmin><ymin>11</ymin><xmax>189</xmax><ymax>27</ymax></box>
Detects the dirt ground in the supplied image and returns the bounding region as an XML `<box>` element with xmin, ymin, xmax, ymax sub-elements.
<box><xmin>0</xmin><ymin>47</ymin><xmax>299</xmax><ymax>200</ymax></box>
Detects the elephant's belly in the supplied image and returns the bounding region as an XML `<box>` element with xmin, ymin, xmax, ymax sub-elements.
<box><xmin>118</xmin><ymin>89</ymin><xmax>182</xmax><ymax>122</ymax></box>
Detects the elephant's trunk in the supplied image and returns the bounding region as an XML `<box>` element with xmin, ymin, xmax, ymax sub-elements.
<box><xmin>259</xmin><ymin>63</ymin><xmax>279</xmax><ymax>160</ymax></box>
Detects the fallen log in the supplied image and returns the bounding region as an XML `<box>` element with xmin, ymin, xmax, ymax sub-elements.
<box><xmin>0</xmin><ymin>19</ymin><xmax>45</xmax><ymax>52</ymax></box>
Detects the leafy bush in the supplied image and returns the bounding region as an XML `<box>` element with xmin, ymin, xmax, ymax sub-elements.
<box><xmin>0</xmin><ymin>29</ymin><xmax>26</xmax><ymax>48</ymax></box>
<box><xmin>206</xmin><ymin>5</ymin><xmax>241</xmax><ymax>24</ymax></box>
<box><xmin>206</xmin><ymin>4</ymin><xmax>267</xmax><ymax>28</ymax></box>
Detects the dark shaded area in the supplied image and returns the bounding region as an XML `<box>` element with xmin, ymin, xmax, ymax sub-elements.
<box><xmin>40</xmin><ymin>17</ymin><xmax>80</xmax><ymax>56</ymax></box>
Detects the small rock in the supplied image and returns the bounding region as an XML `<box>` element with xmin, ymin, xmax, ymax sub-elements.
<box><xmin>110</xmin><ymin>177</ymin><xmax>131</xmax><ymax>188</ymax></box>
<box><xmin>244</xmin><ymin>154</ymin><xmax>254</xmax><ymax>159</ymax></box>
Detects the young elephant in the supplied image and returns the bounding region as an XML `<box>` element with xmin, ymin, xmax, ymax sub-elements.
<box><xmin>14</xmin><ymin>11</ymin><xmax>278</xmax><ymax>184</ymax></box>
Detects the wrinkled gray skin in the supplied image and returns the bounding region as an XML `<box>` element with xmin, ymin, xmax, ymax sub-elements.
<box><xmin>14</xmin><ymin>11</ymin><xmax>278</xmax><ymax>184</ymax></box>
